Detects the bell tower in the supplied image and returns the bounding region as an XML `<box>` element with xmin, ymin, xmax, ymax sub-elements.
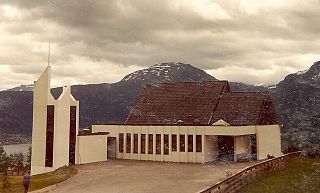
<box><xmin>31</xmin><ymin>66</ymin><xmax>79</xmax><ymax>175</ymax></box>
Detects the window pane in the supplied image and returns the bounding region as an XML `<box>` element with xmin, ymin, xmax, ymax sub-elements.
<box><xmin>188</xmin><ymin>135</ymin><xmax>193</xmax><ymax>152</ymax></box>
<box><xmin>164</xmin><ymin>134</ymin><xmax>169</xmax><ymax>155</ymax></box>
<box><xmin>134</xmin><ymin>134</ymin><xmax>138</xmax><ymax>153</ymax></box>
<box><xmin>180</xmin><ymin>135</ymin><xmax>185</xmax><ymax>152</ymax></box>
<box><xmin>196</xmin><ymin>135</ymin><xmax>202</xmax><ymax>152</ymax></box>
<box><xmin>126</xmin><ymin>133</ymin><xmax>131</xmax><ymax>153</ymax></box>
<box><xmin>156</xmin><ymin>134</ymin><xmax>161</xmax><ymax>154</ymax></box>
<box><xmin>172</xmin><ymin>135</ymin><xmax>177</xmax><ymax>151</ymax></box>
<box><xmin>148</xmin><ymin>134</ymin><xmax>153</xmax><ymax>154</ymax></box>
<box><xmin>119</xmin><ymin>133</ymin><xmax>124</xmax><ymax>153</ymax></box>
<box><xmin>141</xmin><ymin>134</ymin><xmax>146</xmax><ymax>154</ymax></box>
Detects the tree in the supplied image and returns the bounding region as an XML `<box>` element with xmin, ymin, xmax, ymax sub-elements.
<box><xmin>10</xmin><ymin>153</ymin><xmax>24</xmax><ymax>175</ymax></box>
<box><xmin>0</xmin><ymin>146</ymin><xmax>9</xmax><ymax>173</ymax></box>
<box><xmin>25</xmin><ymin>147</ymin><xmax>31</xmax><ymax>171</ymax></box>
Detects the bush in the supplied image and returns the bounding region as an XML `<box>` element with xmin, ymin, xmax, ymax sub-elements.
<box><xmin>0</xmin><ymin>146</ymin><xmax>9</xmax><ymax>173</ymax></box>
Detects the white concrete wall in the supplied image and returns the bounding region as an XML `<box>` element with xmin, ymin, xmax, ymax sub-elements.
<box><xmin>93</xmin><ymin>125</ymin><xmax>206</xmax><ymax>163</ymax></box>
<box><xmin>78</xmin><ymin>135</ymin><xmax>107</xmax><ymax>164</ymax></box>
<box><xmin>92</xmin><ymin>124</ymin><xmax>282</xmax><ymax>163</ymax></box>
<box><xmin>54</xmin><ymin>86</ymin><xmax>79</xmax><ymax>168</ymax></box>
<box><xmin>204</xmin><ymin>135</ymin><xmax>218</xmax><ymax>162</ymax></box>
<box><xmin>234</xmin><ymin>135</ymin><xmax>252</xmax><ymax>161</ymax></box>
<box><xmin>31</xmin><ymin>67</ymin><xmax>56</xmax><ymax>175</ymax></box>
<box><xmin>256</xmin><ymin>125</ymin><xmax>282</xmax><ymax>160</ymax></box>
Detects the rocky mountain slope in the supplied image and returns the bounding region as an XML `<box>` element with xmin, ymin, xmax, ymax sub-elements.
<box><xmin>270</xmin><ymin>61</ymin><xmax>320</xmax><ymax>153</ymax></box>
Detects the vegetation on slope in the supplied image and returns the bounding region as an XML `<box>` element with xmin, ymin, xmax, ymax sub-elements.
<box><xmin>240</xmin><ymin>158</ymin><xmax>320</xmax><ymax>193</ymax></box>
<box><xmin>0</xmin><ymin>166</ymin><xmax>77</xmax><ymax>193</ymax></box>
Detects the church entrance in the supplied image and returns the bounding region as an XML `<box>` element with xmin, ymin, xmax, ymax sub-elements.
<box><xmin>217</xmin><ymin>136</ymin><xmax>235</xmax><ymax>161</ymax></box>
<box><xmin>107</xmin><ymin>137</ymin><xmax>117</xmax><ymax>159</ymax></box>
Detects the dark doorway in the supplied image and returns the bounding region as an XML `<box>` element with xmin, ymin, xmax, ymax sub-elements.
<box><xmin>217</xmin><ymin>136</ymin><xmax>234</xmax><ymax>161</ymax></box>
<box><xmin>107</xmin><ymin>137</ymin><xmax>117</xmax><ymax>159</ymax></box>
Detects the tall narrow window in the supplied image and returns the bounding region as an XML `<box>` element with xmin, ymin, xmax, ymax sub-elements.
<box><xmin>126</xmin><ymin>133</ymin><xmax>131</xmax><ymax>153</ymax></box>
<box><xmin>196</xmin><ymin>135</ymin><xmax>202</xmax><ymax>152</ymax></box>
<box><xmin>148</xmin><ymin>134</ymin><xmax>153</xmax><ymax>154</ymax></box>
<box><xmin>134</xmin><ymin>134</ymin><xmax>138</xmax><ymax>153</ymax></box>
<box><xmin>45</xmin><ymin>105</ymin><xmax>54</xmax><ymax>167</ymax></box>
<box><xmin>172</xmin><ymin>134</ymin><xmax>177</xmax><ymax>151</ymax></box>
<box><xmin>69</xmin><ymin>106</ymin><xmax>77</xmax><ymax>164</ymax></box>
<box><xmin>119</xmin><ymin>133</ymin><xmax>124</xmax><ymax>153</ymax></box>
<box><xmin>164</xmin><ymin>134</ymin><xmax>169</xmax><ymax>155</ymax></box>
<box><xmin>180</xmin><ymin>135</ymin><xmax>185</xmax><ymax>152</ymax></box>
<box><xmin>156</xmin><ymin>134</ymin><xmax>161</xmax><ymax>154</ymax></box>
<box><xmin>141</xmin><ymin>134</ymin><xmax>146</xmax><ymax>154</ymax></box>
<box><xmin>188</xmin><ymin>135</ymin><xmax>193</xmax><ymax>152</ymax></box>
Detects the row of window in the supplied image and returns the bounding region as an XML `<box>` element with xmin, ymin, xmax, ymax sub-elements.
<box><xmin>119</xmin><ymin>133</ymin><xmax>202</xmax><ymax>154</ymax></box>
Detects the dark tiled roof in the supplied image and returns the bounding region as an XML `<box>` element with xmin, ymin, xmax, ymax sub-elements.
<box><xmin>125</xmin><ymin>81</ymin><xmax>230</xmax><ymax>125</ymax></box>
<box><xmin>210</xmin><ymin>92</ymin><xmax>278</xmax><ymax>126</ymax></box>
<box><xmin>125</xmin><ymin>81</ymin><xmax>279</xmax><ymax>126</ymax></box>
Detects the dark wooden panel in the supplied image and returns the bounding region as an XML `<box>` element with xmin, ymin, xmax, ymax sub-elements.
<box><xmin>45</xmin><ymin>105</ymin><xmax>54</xmax><ymax>167</ymax></box>
<box><xmin>69</xmin><ymin>106</ymin><xmax>76</xmax><ymax>164</ymax></box>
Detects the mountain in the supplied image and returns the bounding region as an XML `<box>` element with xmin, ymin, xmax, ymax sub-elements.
<box><xmin>270</xmin><ymin>61</ymin><xmax>320</xmax><ymax>153</ymax></box>
<box><xmin>2</xmin><ymin>61</ymin><xmax>320</xmax><ymax>154</ymax></box>
<box><xmin>0</xmin><ymin>62</ymin><xmax>219</xmax><ymax>144</ymax></box>
<box><xmin>5</xmin><ymin>84</ymin><xmax>34</xmax><ymax>91</ymax></box>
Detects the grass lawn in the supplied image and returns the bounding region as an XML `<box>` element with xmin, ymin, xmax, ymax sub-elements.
<box><xmin>0</xmin><ymin>166</ymin><xmax>77</xmax><ymax>193</ymax></box>
<box><xmin>240</xmin><ymin>158</ymin><xmax>320</xmax><ymax>193</ymax></box>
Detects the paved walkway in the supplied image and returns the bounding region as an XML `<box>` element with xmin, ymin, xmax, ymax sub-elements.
<box><xmin>43</xmin><ymin>159</ymin><xmax>257</xmax><ymax>193</ymax></box>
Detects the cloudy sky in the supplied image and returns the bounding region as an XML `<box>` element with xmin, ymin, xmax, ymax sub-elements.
<box><xmin>0</xmin><ymin>0</ymin><xmax>319</xmax><ymax>90</ymax></box>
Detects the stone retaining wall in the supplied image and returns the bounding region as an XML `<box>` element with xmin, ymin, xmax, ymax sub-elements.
<box><xmin>199</xmin><ymin>152</ymin><xmax>302</xmax><ymax>193</ymax></box>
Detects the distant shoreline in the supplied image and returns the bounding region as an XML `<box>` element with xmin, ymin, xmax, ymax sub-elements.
<box><xmin>0</xmin><ymin>134</ymin><xmax>31</xmax><ymax>146</ymax></box>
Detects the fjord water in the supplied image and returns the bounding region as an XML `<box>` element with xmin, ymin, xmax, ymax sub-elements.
<box><xmin>2</xmin><ymin>143</ymin><xmax>31</xmax><ymax>156</ymax></box>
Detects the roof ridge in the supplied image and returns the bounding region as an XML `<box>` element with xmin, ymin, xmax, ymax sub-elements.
<box><xmin>208</xmin><ymin>81</ymin><xmax>229</xmax><ymax>125</ymax></box>
<box><xmin>150</xmin><ymin>80</ymin><xmax>228</xmax><ymax>85</ymax></box>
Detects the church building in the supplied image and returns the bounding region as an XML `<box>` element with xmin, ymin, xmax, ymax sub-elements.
<box><xmin>31</xmin><ymin>67</ymin><xmax>282</xmax><ymax>175</ymax></box>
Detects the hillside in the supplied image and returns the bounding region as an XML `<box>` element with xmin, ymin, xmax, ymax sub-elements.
<box><xmin>270</xmin><ymin>61</ymin><xmax>320</xmax><ymax>153</ymax></box>
<box><xmin>0</xmin><ymin>62</ymin><xmax>218</xmax><ymax>144</ymax></box>
<box><xmin>2</xmin><ymin>61</ymin><xmax>320</xmax><ymax>153</ymax></box>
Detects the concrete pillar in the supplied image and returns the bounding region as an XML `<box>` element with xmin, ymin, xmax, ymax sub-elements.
<box><xmin>177</xmin><ymin>133</ymin><xmax>180</xmax><ymax>162</ymax></box>
<box><xmin>185</xmin><ymin>134</ymin><xmax>188</xmax><ymax>163</ymax></box>
<box><xmin>193</xmin><ymin>134</ymin><xmax>196</xmax><ymax>163</ymax></box>
<box><xmin>201</xmin><ymin>135</ymin><xmax>205</xmax><ymax>163</ymax></box>
<box><xmin>169</xmin><ymin>134</ymin><xmax>172</xmax><ymax>162</ymax></box>
<box><xmin>161</xmin><ymin>133</ymin><xmax>164</xmax><ymax>161</ymax></box>
<box><xmin>131</xmin><ymin>133</ymin><xmax>134</xmax><ymax>159</ymax></box>
<box><xmin>146</xmin><ymin>133</ymin><xmax>149</xmax><ymax>160</ymax></box>
<box><xmin>153</xmin><ymin>133</ymin><xmax>156</xmax><ymax>161</ymax></box>
<box><xmin>138</xmin><ymin>133</ymin><xmax>141</xmax><ymax>160</ymax></box>
<box><xmin>123</xmin><ymin>132</ymin><xmax>127</xmax><ymax>159</ymax></box>
<box><xmin>234</xmin><ymin>136</ymin><xmax>237</xmax><ymax>162</ymax></box>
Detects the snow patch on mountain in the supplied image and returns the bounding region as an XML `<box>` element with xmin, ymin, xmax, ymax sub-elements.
<box><xmin>296</xmin><ymin>69</ymin><xmax>308</xmax><ymax>75</ymax></box>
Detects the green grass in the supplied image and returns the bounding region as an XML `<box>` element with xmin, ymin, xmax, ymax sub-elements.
<box><xmin>240</xmin><ymin>158</ymin><xmax>320</xmax><ymax>193</ymax></box>
<box><xmin>0</xmin><ymin>166</ymin><xmax>77</xmax><ymax>193</ymax></box>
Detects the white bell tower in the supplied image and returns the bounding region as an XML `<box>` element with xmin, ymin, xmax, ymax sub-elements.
<box><xmin>31</xmin><ymin>66</ymin><xmax>79</xmax><ymax>175</ymax></box>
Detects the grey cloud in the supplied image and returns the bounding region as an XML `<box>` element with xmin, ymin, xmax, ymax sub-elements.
<box><xmin>1</xmin><ymin>0</ymin><xmax>320</xmax><ymax>89</ymax></box>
